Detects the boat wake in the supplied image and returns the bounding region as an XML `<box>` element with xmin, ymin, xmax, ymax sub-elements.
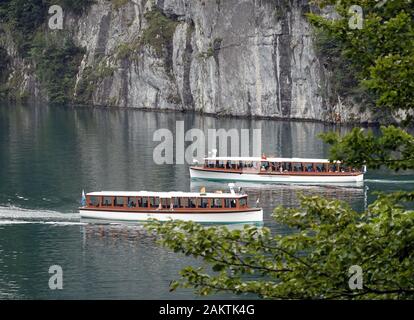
<box><xmin>0</xmin><ymin>205</ymin><xmax>83</xmax><ymax>225</ymax></box>
<box><xmin>365</xmin><ymin>179</ymin><xmax>414</xmax><ymax>184</ymax></box>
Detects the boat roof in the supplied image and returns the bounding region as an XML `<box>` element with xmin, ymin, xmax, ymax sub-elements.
<box><xmin>203</xmin><ymin>157</ymin><xmax>339</xmax><ymax>164</ymax></box>
<box><xmin>87</xmin><ymin>191</ymin><xmax>247</xmax><ymax>199</ymax></box>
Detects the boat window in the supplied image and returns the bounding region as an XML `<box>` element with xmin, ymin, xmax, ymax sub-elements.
<box><xmin>171</xmin><ymin>197</ymin><xmax>179</xmax><ymax>208</ymax></box>
<box><xmin>293</xmin><ymin>163</ymin><xmax>302</xmax><ymax>172</ymax></box>
<box><xmin>136</xmin><ymin>197</ymin><xmax>142</xmax><ymax>207</ymax></box>
<box><xmin>261</xmin><ymin>161</ymin><xmax>269</xmax><ymax>170</ymax></box>
<box><xmin>328</xmin><ymin>164</ymin><xmax>338</xmax><ymax>172</ymax></box>
<box><xmin>274</xmin><ymin>162</ymin><xmax>280</xmax><ymax>171</ymax></box>
<box><xmin>88</xmin><ymin>196</ymin><xmax>99</xmax><ymax>207</ymax></box>
<box><xmin>141</xmin><ymin>197</ymin><xmax>148</xmax><ymax>208</ymax></box>
<box><xmin>160</xmin><ymin>198</ymin><xmax>169</xmax><ymax>209</ymax></box>
<box><xmin>211</xmin><ymin>198</ymin><xmax>223</xmax><ymax>208</ymax></box>
<box><xmin>149</xmin><ymin>197</ymin><xmax>159</xmax><ymax>208</ymax></box>
<box><xmin>281</xmin><ymin>162</ymin><xmax>291</xmax><ymax>171</ymax></box>
<box><xmin>180</xmin><ymin>198</ymin><xmax>188</xmax><ymax>208</ymax></box>
<box><xmin>127</xmin><ymin>197</ymin><xmax>135</xmax><ymax>207</ymax></box>
<box><xmin>114</xmin><ymin>197</ymin><xmax>124</xmax><ymax>207</ymax></box>
<box><xmin>200</xmin><ymin>198</ymin><xmax>209</xmax><ymax>208</ymax></box>
<box><xmin>239</xmin><ymin>197</ymin><xmax>247</xmax><ymax>207</ymax></box>
<box><xmin>175</xmin><ymin>198</ymin><xmax>184</xmax><ymax>208</ymax></box>
<box><xmin>225</xmin><ymin>198</ymin><xmax>237</xmax><ymax>208</ymax></box>
<box><xmin>303</xmin><ymin>163</ymin><xmax>312</xmax><ymax>172</ymax></box>
<box><xmin>188</xmin><ymin>198</ymin><xmax>197</xmax><ymax>208</ymax></box>
<box><xmin>102</xmin><ymin>196</ymin><xmax>112</xmax><ymax>207</ymax></box>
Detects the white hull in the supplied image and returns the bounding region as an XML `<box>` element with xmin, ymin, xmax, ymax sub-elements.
<box><xmin>79</xmin><ymin>209</ymin><xmax>263</xmax><ymax>223</ymax></box>
<box><xmin>190</xmin><ymin>168</ymin><xmax>364</xmax><ymax>183</ymax></box>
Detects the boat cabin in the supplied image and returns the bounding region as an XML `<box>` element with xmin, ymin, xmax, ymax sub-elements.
<box><xmin>202</xmin><ymin>157</ymin><xmax>363</xmax><ymax>174</ymax></box>
<box><xmin>84</xmin><ymin>191</ymin><xmax>249</xmax><ymax>211</ymax></box>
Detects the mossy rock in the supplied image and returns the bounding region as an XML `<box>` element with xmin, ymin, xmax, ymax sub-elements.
<box><xmin>141</xmin><ymin>8</ymin><xmax>179</xmax><ymax>58</ymax></box>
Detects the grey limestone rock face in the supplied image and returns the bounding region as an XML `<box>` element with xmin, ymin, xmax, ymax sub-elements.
<box><xmin>2</xmin><ymin>0</ymin><xmax>373</xmax><ymax>123</ymax></box>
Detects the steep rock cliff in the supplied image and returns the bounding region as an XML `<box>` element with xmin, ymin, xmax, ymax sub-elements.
<box><xmin>0</xmin><ymin>0</ymin><xmax>374</xmax><ymax>123</ymax></box>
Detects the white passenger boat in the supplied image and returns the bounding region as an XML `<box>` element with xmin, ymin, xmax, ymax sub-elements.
<box><xmin>79</xmin><ymin>186</ymin><xmax>263</xmax><ymax>223</ymax></box>
<box><xmin>190</xmin><ymin>154</ymin><xmax>365</xmax><ymax>184</ymax></box>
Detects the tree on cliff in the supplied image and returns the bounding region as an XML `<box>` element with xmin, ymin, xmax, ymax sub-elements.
<box><xmin>146</xmin><ymin>1</ymin><xmax>414</xmax><ymax>299</ymax></box>
<box><xmin>308</xmin><ymin>0</ymin><xmax>414</xmax><ymax>123</ymax></box>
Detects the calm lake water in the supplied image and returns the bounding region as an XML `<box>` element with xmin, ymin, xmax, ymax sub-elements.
<box><xmin>0</xmin><ymin>103</ymin><xmax>413</xmax><ymax>299</ymax></box>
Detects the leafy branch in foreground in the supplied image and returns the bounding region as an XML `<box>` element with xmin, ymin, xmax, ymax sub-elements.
<box><xmin>146</xmin><ymin>192</ymin><xmax>414</xmax><ymax>299</ymax></box>
<box><xmin>320</xmin><ymin>125</ymin><xmax>414</xmax><ymax>171</ymax></box>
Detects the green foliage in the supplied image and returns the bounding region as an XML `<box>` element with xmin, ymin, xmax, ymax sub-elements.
<box><xmin>0</xmin><ymin>46</ymin><xmax>10</xmax><ymax>81</ymax></box>
<box><xmin>198</xmin><ymin>47</ymin><xmax>214</xmax><ymax>60</ymax></box>
<box><xmin>0</xmin><ymin>46</ymin><xmax>11</xmax><ymax>99</ymax></box>
<box><xmin>74</xmin><ymin>65</ymin><xmax>95</xmax><ymax>104</ymax></box>
<box><xmin>111</xmin><ymin>0</ymin><xmax>129</xmax><ymax>10</ymax></box>
<box><xmin>30</xmin><ymin>32</ymin><xmax>85</xmax><ymax>105</ymax></box>
<box><xmin>198</xmin><ymin>38</ymin><xmax>222</xmax><ymax>60</ymax></box>
<box><xmin>0</xmin><ymin>0</ymin><xmax>47</xmax><ymax>55</ymax></box>
<box><xmin>146</xmin><ymin>191</ymin><xmax>414</xmax><ymax>299</ymax></box>
<box><xmin>0</xmin><ymin>0</ymin><xmax>93</xmax><ymax>102</ymax></box>
<box><xmin>311</xmin><ymin>24</ymin><xmax>369</xmax><ymax>105</ymax></box>
<box><xmin>53</xmin><ymin>0</ymin><xmax>95</xmax><ymax>15</ymax></box>
<box><xmin>115</xmin><ymin>40</ymin><xmax>140</xmax><ymax>62</ymax></box>
<box><xmin>141</xmin><ymin>8</ymin><xmax>179</xmax><ymax>57</ymax></box>
<box><xmin>307</xmin><ymin>0</ymin><xmax>414</xmax><ymax>119</ymax></box>
<box><xmin>75</xmin><ymin>58</ymin><xmax>114</xmax><ymax>104</ymax></box>
<box><xmin>0</xmin><ymin>0</ymin><xmax>93</xmax><ymax>55</ymax></box>
<box><xmin>321</xmin><ymin>126</ymin><xmax>414</xmax><ymax>171</ymax></box>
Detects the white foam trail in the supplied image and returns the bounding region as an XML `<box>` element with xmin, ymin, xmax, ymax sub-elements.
<box><xmin>0</xmin><ymin>220</ymin><xmax>33</xmax><ymax>225</ymax></box>
<box><xmin>0</xmin><ymin>220</ymin><xmax>86</xmax><ymax>226</ymax></box>
<box><xmin>44</xmin><ymin>221</ymin><xmax>86</xmax><ymax>226</ymax></box>
<box><xmin>0</xmin><ymin>205</ymin><xmax>79</xmax><ymax>223</ymax></box>
<box><xmin>365</xmin><ymin>179</ymin><xmax>414</xmax><ymax>184</ymax></box>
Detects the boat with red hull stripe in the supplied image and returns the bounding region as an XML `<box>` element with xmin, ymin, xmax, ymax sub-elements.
<box><xmin>79</xmin><ymin>188</ymin><xmax>263</xmax><ymax>223</ymax></box>
<box><xmin>190</xmin><ymin>154</ymin><xmax>365</xmax><ymax>184</ymax></box>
